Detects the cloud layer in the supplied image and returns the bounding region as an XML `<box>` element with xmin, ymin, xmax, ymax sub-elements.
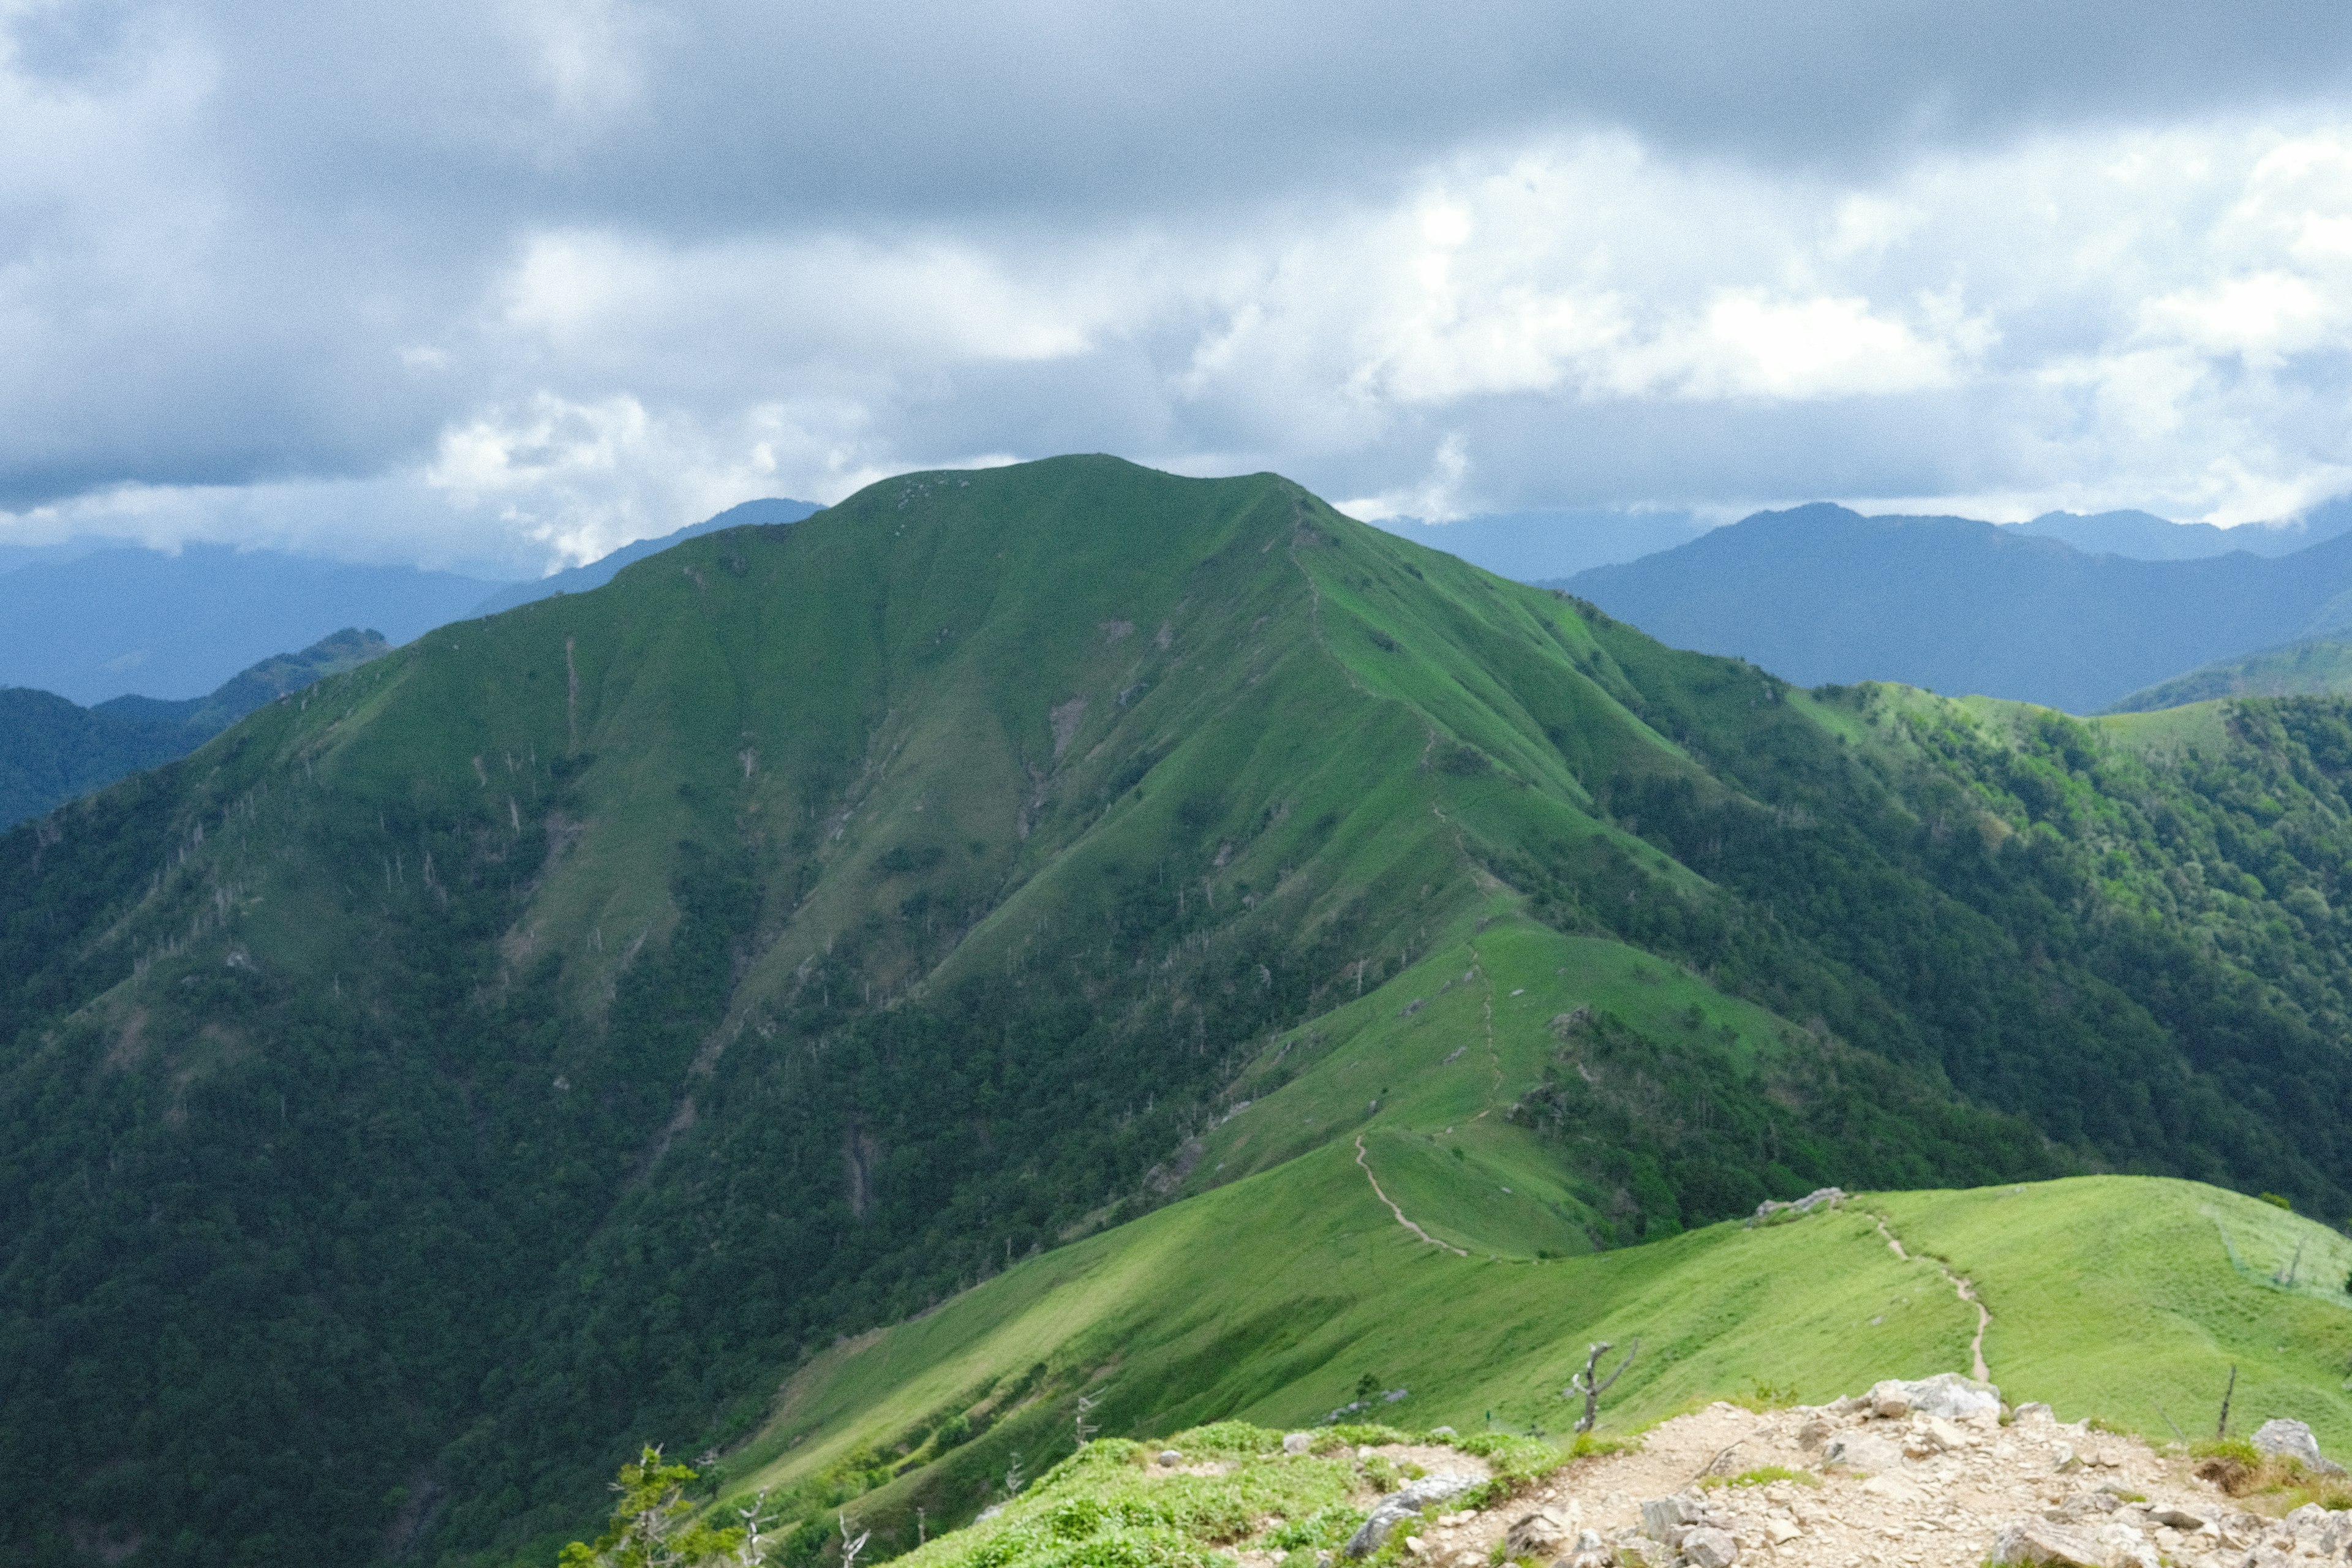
<box><xmin>6</xmin><ymin>2</ymin><xmax>2352</xmax><ymax>570</ymax></box>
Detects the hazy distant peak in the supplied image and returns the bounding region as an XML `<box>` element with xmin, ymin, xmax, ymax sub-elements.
<box><xmin>465</xmin><ymin>497</ymin><xmax>821</xmax><ymax>618</ymax></box>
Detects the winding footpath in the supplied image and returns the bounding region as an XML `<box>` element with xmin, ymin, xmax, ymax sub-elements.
<box><xmin>1355</xmin><ymin>1134</ymin><xmax>1469</xmax><ymax>1256</ymax></box>
<box><xmin>1874</xmin><ymin>1212</ymin><xmax>1993</xmax><ymax>1382</ymax></box>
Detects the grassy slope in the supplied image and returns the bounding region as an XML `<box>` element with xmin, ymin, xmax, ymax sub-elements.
<box><xmin>716</xmin><ymin>1161</ymin><xmax>2352</xmax><ymax>1564</ymax></box>
<box><xmin>2109</xmin><ymin>638</ymin><xmax>2352</xmax><ymax>714</ymax></box>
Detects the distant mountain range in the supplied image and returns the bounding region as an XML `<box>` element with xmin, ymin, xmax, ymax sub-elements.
<box><xmin>1369</xmin><ymin>508</ymin><xmax>1709</xmax><ymax>579</ymax></box>
<box><xmin>0</xmin><ymin>499</ymin><xmax>820</xmax><ymax>705</ymax></box>
<box><xmin>2007</xmin><ymin>502</ymin><xmax>2352</xmax><ymax>560</ymax></box>
<box><xmin>1370</xmin><ymin>496</ymin><xmax>2352</xmax><ymax>584</ymax></box>
<box><xmin>0</xmin><ymin>628</ymin><xmax>387</xmax><ymax>827</ymax></box>
<box><xmin>1561</xmin><ymin>503</ymin><xmax>2352</xmax><ymax>712</ymax></box>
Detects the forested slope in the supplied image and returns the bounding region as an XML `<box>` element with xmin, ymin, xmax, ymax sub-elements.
<box><xmin>5</xmin><ymin>458</ymin><xmax>2352</xmax><ymax>1567</ymax></box>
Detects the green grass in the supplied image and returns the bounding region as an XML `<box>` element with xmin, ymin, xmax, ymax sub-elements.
<box><xmin>2109</xmin><ymin>639</ymin><xmax>2352</xmax><ymax>714</ymax></box>
<box><xmin>712</xmin><ymin>1170</ymin><xmax>2352</xmax><ymax>1560</ymax></box>
<box><xmin>1873</xmin><ymin>1178</ymin><xmax>2352</xmax><ymax>1451</ymax></box>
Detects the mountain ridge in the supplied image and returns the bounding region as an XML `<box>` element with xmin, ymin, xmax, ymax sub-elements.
<box><xmin>8</xmin><ymin>458</ymin><xmax>2352</xmax><ymax>1566</ymax></box>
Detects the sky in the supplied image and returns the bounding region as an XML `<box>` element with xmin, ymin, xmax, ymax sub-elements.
<box><xmin>6</xmin><ymin>2</ymin><xmax>2352</xmax><ymax>576</ymax></box>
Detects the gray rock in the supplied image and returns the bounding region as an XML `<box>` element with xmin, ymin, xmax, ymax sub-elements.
<box><xmin>1890</xmin><ymin>1372</ymin><xmax>2003</xmax><ymax>1422</ymax></box>
<box><xmin>1503</xmin><ymin>1507</ymin><xmax>1572</xmax><ymax>1559</ymax></box>
<box><xmin>1987</xmin><ymin>1518</ymin><xmax>2106</xmax><ymax>1566</ymax></box>
<box><xmin>1283</xmin><ymin>1432</ymin><xmax>1314</xmax><ymax>1455</ymax></box>
<box><xmin>1680</xmin><ymin>1526</ymin><xmax>1738</xmax><ymax>1567</ymax></box>
<box><xmin>1342</xmin><ymin>1474</ymin><xmax>1482</xmax><ymax>1557</ymax></box>
<box><xmin>1822</xmin><ymin>1431</ymin><xmax>1902</xmax><ymax>1474</ymax></box>
<box><xmin>2014</xmin><ymin>1401</ymin><xmax>2055</xmax><ymax>1423</ymax></box>
<box><xmin>1637</xmin><ymin>1496</ymin><xmax>1702</xmax><ymax>1541</ymax></box>
<box><xmin>2253</xmin><ymin>1417</ymin><xmax>2346</xmax><ymax>1475</ymax></box>
<box><xmin>1747</xmin><ymin>1187</ymin><xmax>1847</xmax><ymax>1224</ymax></box>
<box><xmin>1156</xmin><ymin>1450</ymin><xmax>1183</xmax><ymax>1466</ymax></box>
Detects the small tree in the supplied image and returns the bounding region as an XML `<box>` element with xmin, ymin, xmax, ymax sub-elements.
<box><xmin>1563</xmin><ymin>1340</ymin><xmax>1638</xmax><ymax>1435</ymax></box>
<box><xmin>560</xmin><ymin>1447</ymin><xmax>744</xmax><ymax>1568</ymax></box>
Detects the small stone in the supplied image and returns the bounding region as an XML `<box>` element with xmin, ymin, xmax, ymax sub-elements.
<box><xmin>1404</xmin><ymin>1537</ymin><xmax>1426</xmax><ymax>1556</ymax></box>
<box><xmin>1763</xmin><ymin>1518</ymin><xmax>1800</xmax><ymax>1545</ymax></box>
<box><xmin>1860</xmin><ymin>1472</ymin><xmax>1927</xmax><ymax>1505</ymax></box>
<box><xmin>1283</xmin><ymin>1432</ymin><xmax>1314</xmax><ymax>1455</ymax></box>
<box><xmin>1680</xmin><ymin>1527</ymin><xmax>1738</xmax><ymax>1568</ymax></box>
<box><xmin>1869</xmin><ymin>1379</ymin><xmax>1912</xmax><ymax>1419</ymax></box>
<box><xmin>2013</xmin><ymin>1402</ymin><xmax>2054</xmax><ymax>1423</ymax></box>
<box><xmin>1158</xmin><ymin>1450</ymin><xmax>1183</xmax><ymax>1466</ymax></box>
<box><xmin>1638</xmin><ymin>1496</ymin><xmax>1702</xmax><ymax>1542</ymax></box>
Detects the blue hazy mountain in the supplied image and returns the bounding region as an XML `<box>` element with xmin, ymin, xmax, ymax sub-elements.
<box><xmin>466</xmin><ymin>497</ymin><xmax>821</xmax><ymax>616</ymax></box>
<box><xmin>0</xmin><ymin>545</ymin><xmax>502</xmax><ymax>704</ymax></box>
<box><xmin>0</xmin><ymin>628</ymin><xmax>389</xmax><ymax>828</ymax></box>
<box><xmin>1368</xmin><ymin>507</ymin><xmax>1708</xmax><ymax>581</ymax></box>
<box><xmin>1563</xmin><ymin>503</ymin><xmax>2352</xmax><ymax>714</ymax></box>
<box><xmin>2008</xmin><ymin>505</ymin><xmax>2352</xmax><ymax>560</ymax></box>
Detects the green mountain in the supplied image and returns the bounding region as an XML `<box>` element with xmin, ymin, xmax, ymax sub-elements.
<box><xmin>0</xmin><ymin>627</ymin><xmax>389</xmax><ymax>827</ymax></box>
<box><xmin>2109</xmin><ymin>636</ymin><xmax>2352</xmax><ymax>713</ymax></box>
<box><xmin>9</xmin><ymin>458</ymin><xmax>2352</xmax><ymax>1567</ymax></box>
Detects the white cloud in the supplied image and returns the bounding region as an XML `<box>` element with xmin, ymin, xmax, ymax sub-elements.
<box><xmin>11</xmin><ymin>7</ymin><xmax>2352</xmax><ymax>564</ymax></box>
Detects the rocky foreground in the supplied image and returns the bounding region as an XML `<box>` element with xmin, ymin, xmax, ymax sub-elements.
<box><xmin>1338</xmin><ymin>1376</ymin><xmax>2343</xmax><ymax>1568</ymax></box>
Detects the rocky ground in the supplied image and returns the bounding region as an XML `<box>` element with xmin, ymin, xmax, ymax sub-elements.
<box><xmin>1328</xmin><ymin>1376</ymin><xmax>2346</xmax><ymax>1568</ymax></box>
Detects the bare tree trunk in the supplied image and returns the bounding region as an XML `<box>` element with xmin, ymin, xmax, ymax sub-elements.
<box><xmin>1567</xmin><ymin>1340</ymin><xmax>1638</xmax><ymax>1434</ymax></box>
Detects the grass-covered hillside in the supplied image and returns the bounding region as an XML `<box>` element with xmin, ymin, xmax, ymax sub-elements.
<box><xmin>707</xmin><ymin>1167</ymin><xmax>2352</xmax><ymax>1568</ymax></box>
<box><xmin>2110</xmin><ymin>637</ymin><xmax>2352</xmax><ymax>712</ymax></box>
<box><xmin>7</xmin><ymin>457</ymin><xmax>2352</xmax><ymax>1567</ymax></box>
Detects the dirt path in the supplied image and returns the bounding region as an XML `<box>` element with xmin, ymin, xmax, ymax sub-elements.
<box><xmin>1355</xmin><ymin>1134</ymin><xmax>1469</xmax><ymax>1256</ymax></box>
<box><xmin>1873</xmin><ymin>1211</ymin><xmax>1992</xmax><ymax>1383</ymax></box>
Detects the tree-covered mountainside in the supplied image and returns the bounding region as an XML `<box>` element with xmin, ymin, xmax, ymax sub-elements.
<box><xmin>8</xmin><ymin>458</ymin><xmax>2352</xmax><ymax>1567</ymax></box>
<box><xmin>0</xmin><ymin>628</ymin><xmax>388</xmax><ymax>827</ymax></box>
<box><xmin>1562</xmin><ymin>502</ymin><xmax>2352</xmax><ymax>712</ymax></box>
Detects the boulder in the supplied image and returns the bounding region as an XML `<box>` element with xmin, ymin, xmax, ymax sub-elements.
<box><xmin>1987</xmin><ymin>1518</ymin><xmax>2105</xmax><ymax>1566</ymax></box>
<box><xmin>1896</xmin><ymin>1372</ymin><xmax>2003</xmax><ymax>1422</ymax></box>
<box><xmin>1283</xmin><ymin>1432</ymin><xmax>1314</xmax><ymax>1455</ymax></box>
<box><xmin>2252</xmin><ymin>1417</ymin><xmax>2346</xmax><ymax>1476</ymax></box>
<box><xmin>1342</xmin><ymin>1474</ymin><xmax>1482</xmax><ymax>1557</ymax></box>
<box><xmin>1679</xmin><ymin>1526</ymin><xmax>1738</xmax><ymax>1568</ymax></box>
<box><xmin>1156</xmin><ymin>1449</ymin><xmax>1183</xmax><ymax>1466</ymax></box>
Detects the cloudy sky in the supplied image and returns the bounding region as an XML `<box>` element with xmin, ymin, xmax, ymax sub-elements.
<box><xmin>6</xmin><ymin>1</ymin><xmax>2352</xmax><ymax>575</ymax></box>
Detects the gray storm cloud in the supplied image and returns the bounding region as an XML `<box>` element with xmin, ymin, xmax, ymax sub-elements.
<box><xmin>6</xmin><ymin>1</ymin><xmax>2352</xmax><ymax>568</ymax></box>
